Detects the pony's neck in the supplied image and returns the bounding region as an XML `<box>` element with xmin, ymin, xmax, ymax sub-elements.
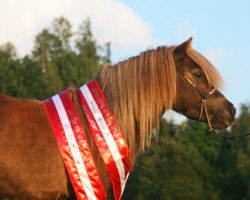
<box><xmin>98</xmin><ymin>47</ymin><xmax>176</xmax><ymax>162</ymax></box>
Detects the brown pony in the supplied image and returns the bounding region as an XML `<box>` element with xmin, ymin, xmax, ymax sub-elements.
<box><xmin>0</xmin><ymin>38</ymin><xmax>236</xmax><ymax>199</ymax></box>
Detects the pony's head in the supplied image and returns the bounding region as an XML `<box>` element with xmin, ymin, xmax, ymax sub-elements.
<box><xmin>173</xmin><ymin>38</ymin><xmax>236</xmax><ymax>129</ymax></box>
<box><xmin>99</xmin><ymin>39</ymin><xmax>236</xmax><ymax>159</ymax></box>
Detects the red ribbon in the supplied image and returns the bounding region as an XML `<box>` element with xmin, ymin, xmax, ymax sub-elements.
<box><xmin>44</xmin><ymin>80</ymin><xmax>132</xmax><ymax>200</ymax></box>
<box><xmin>44</xmin><ymin>91</ymin><xmax>106</xmax><ymax>200</ymax></box>
<box><xmin>77</xmin><ymin>80</ymin><xmax>132</xmax><ymax>200</ymax></box>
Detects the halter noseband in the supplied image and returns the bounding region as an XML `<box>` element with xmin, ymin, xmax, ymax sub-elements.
<box><xmin>182</xmin><ymin>74</ymin><xmax>217</xmax><ymax>131</ymax></box>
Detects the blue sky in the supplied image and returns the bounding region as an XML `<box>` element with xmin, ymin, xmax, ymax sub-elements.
<box><xmin>0</xmin><ymin>0</ymin><xmax>249</xmax><ymax>113</ymax></box>
<box><xmin>120</xmin><ymin>0</ymin><xmax>250</xmax><ymax>111</ymax></box>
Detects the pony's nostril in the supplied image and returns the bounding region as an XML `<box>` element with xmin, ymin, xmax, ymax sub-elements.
<box><xmin>231</xmin><ymin>106</ymin><xmax>236</xmax><ymax>117</ymax></box>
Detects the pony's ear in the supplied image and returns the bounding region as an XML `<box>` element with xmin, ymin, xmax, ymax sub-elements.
<box><xmin>173</xmin><ymin>37</ymin><xmax>193</xmax><ymax>60</ymax></box>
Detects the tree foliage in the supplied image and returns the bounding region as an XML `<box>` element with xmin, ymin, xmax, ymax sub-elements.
<box><xmin>0</xmin><ymin>16</ymin><xmax>110</xmax><ymax>99</ymax></box>
<box><xmin>124</xmin><ymin>105</ymin><xmax>250</xmax><ymax>200</ymax></box>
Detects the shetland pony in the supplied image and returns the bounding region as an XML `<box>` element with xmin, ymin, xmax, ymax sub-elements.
<box><xmin>0</xmin><ymin>38</ymin><xmax>236</xmax><ymax>199</ymax></box>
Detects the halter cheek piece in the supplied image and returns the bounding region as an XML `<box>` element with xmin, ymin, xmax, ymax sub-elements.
<box><xmin>183</xmin><ymin>74</ymin><xmax>217</xmax><ymax>131</ymax></box>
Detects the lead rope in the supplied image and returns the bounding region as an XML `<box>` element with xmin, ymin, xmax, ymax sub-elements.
<box><xmin>183</xmin><ymin>74</ymin><xmax>250</xmax><ymax>139</ymax></box>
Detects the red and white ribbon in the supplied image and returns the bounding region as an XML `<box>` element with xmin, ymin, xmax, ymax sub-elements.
<box><xmin>43</xmin><ymin>91</ymin><xmax>106</xmax><ymax>200</ymax></box>
<box><xmin>77</xmin><ymin>80</ymin><xmax>132</xmax><ymax>200</ymax></box>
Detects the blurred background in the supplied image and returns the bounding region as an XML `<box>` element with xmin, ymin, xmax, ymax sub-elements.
<box><xmin>1</xmin><ymin>0</ymin><xmax>250</xmax><ymax>199</ymax></box>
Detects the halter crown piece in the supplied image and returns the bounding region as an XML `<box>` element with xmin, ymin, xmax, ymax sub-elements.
<box><xmin>44</xmin><ymin>80</ymin><xmax>132</xmax><ymax>200</ymax></box>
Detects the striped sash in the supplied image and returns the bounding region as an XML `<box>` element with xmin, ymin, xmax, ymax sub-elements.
<box><xmin>44</xmin><ymin>91</ymin><xmax>106</xmax><ymax>200</ymax></box>
<box><xmin>77</xmin><ymin>80</ymin><xmax>131</xmax><ymax>200</ymax></box>
<box><xmin>44</xmin><ymin>80</ymin><xmax>132</xmax><ymax>200</ymax></box>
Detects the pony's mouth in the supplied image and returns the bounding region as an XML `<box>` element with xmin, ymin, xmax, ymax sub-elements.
<box><xmin>210</xmin><ymin>114</ymin><xmax>236</xmax><ymax>130</ymax></box>
<box><xmin>173</xmin><ymin>108</ymin><xmax>236</xmax><ymax>130</ymax></box>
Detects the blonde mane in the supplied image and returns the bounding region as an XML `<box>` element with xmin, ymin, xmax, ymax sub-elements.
<box><xmin>98</xmin><ymin>46</ymin><xmax>223</xmax><ymax>163</ymax></box>
<box><xmin>99</xmin><ymin>46</ymin><xmax>176</xmax><ymax>163</ymax></box>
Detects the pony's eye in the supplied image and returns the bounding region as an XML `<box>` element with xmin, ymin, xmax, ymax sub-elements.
<box><xmin>193</xmin><ymin>72</ymin><xmax>204</xmax><ymax>78</ymax></box>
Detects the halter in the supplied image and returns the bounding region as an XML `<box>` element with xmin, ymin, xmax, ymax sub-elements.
<box><xmin>180</xmin><ymin>72</ymin><xmax>250</xmax><ymax>139</ymax></box>
<box><xmin>182</xmin><ymin>74</ymin><xmax>217</xmax><ymax>131</ymax></box>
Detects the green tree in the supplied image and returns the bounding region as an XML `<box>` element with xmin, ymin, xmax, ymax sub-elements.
<box><xmin>124</xmin><ymin>119</ymin><xmax>220</xmax><ymax>200</ymax></box>
<box><xmin>1</xmin><ymin>16</ymin><xmax>110</xmax><ymax>99</ymax></box>
<box><xmin>0</xmin><ymin>48</ymin><xmax>44</xmax><ymax>98</ymax></box>
<box><xmin>0</xmin><ymin>48</ymin><xmax>20</xmax><ymax>96</ymax></box>
<box><xmin>0</xmin><ymin>42</ymin><xmax>17</xmax><ymax>58</ymax></box>
<box><xmin>52</xmin><ymin>16</ymin><xmax>73</xmax><ymax>51</ymax></box>
<box><xmin>231</xmin><ymin>104</ymin><xmax>250</xmax><ymax>199</ymax></box>
<box><xmin>76</xmin><ymin>18</ymin><xmax>98</xmax><ymax>62</ymax></box>
<box><xmin>73</xmin><ymin>18</ymin><xmax>103</xmax><ymax>85</ymax></box>
<box><xmin>33</xmin><ymin>28</ymin><xmax>61</xmax><ymax>73</ymax></box>
<box><xmin>100</xmin><ymin>42</ymin><xmax>111</xmax><ymax>64</ymax></box>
